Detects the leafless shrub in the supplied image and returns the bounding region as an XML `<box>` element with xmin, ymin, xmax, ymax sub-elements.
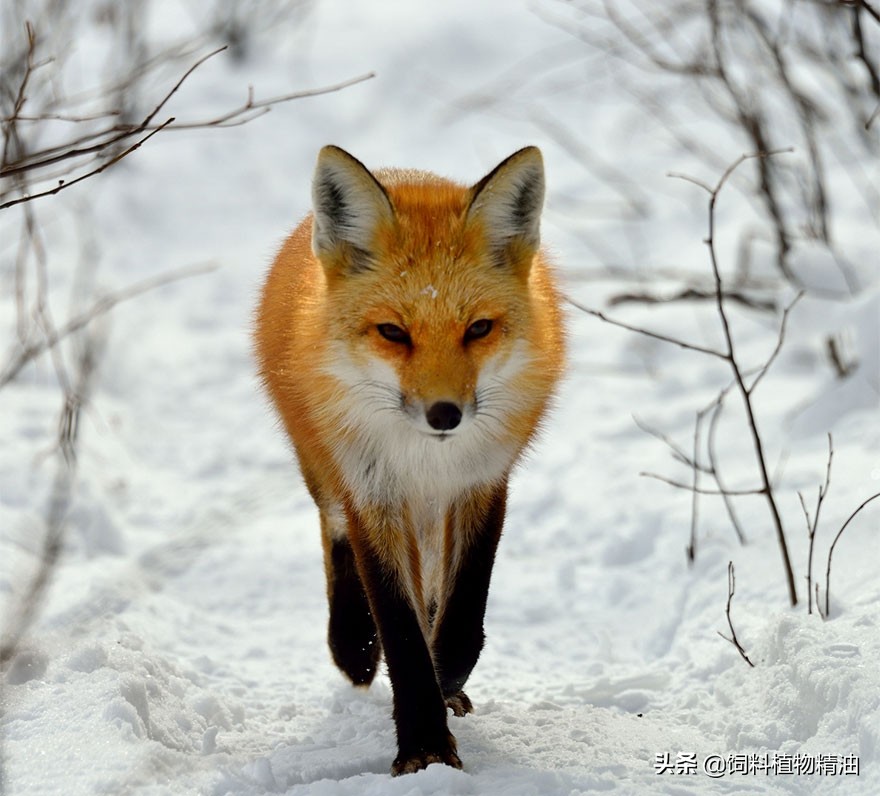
<box><xmin>541</xmin><ymin>0</ymin><xmax>880</xmax><ymax>292</ymax></box>
<box><xmin>0</xmin><ymin>321</ymin><xmax>100</xmax><ymax>672</ymax></box>
<box><xmin>548</xmin><ymin>1</ymin><xmax>878</xmax><ymax>634</ymax></box>
<box><xmin>572</xmin><ymin>150</ymin><xmax>802</xmax><ymax>606</ymax></box>
<box><xmin>0</xmin><ymin>36</ymin><xmax>372</xmax><ymax>210</ymax></box>
<box><xmin>0</xmin><ymin>262</ymin><xmax>217</xmax><ymax>389</ymax></box>
<box><xmin>574</xmin><ymin>145</ymin><xmax>880</xmax><ymax>620</ymax></box>
<box><xmin>1</xmin><ymin>4</ymin><xmax>372</xmax><ymax>386</ymax></box>
<box><xmin>0</xmin><ymin>3</ymin><xmax>369</xmax><ymax>787</ymax></box>
<box><xmin>794</xmin><ymin>431</ymin><xmax>880</xmax><ymax>619</ymax></box>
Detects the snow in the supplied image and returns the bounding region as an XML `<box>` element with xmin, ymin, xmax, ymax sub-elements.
<box><xmin>2</xmin><ymin>1</ymin><xmax>879</xmax><ymax>795</ymax></box>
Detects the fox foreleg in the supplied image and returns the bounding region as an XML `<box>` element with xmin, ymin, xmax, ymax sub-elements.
<box><xmin>431</xmin><ymin>483</ymin><xmax>507</xmax><ymax>706</ymax></box>
<box><xmin>346</xmin><ymin>508</ymin><xmax>461</xmax><ymax>776</ymax></box>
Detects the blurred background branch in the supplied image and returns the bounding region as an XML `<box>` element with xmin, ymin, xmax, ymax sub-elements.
<box><xmin>0</xmin><ymin>4</ymin><xmax>369</xmax><ymax>787</ymax></box>
<box><xmin>536</xmin><ymin>0</ymin><xmax>878</xmax><ymax>296</ymax></box>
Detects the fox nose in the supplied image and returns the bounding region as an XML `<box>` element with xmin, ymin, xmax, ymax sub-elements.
<box><xmin>426</xmin><ymin>401</ymin><xmax>462</xmax><ymax>431</ymax></box>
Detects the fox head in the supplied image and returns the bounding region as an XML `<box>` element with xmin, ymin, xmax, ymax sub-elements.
<box><xmin>309</xmin><ymin>145</ymin><xmax>555</xmax><ymax>478</ymax></box>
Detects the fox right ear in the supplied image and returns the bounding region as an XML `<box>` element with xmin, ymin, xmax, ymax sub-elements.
<box><xmin>465</xmin><ymin>146</ymin><xmax>545</xmax><ymax>271</ymax></box>
<box><xmin>311</xmin><ymin>146</ymin><xmax>394</xmax><ymax>273</ymax></box>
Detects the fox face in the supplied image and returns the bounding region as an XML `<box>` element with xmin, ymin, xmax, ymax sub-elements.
<box><xmin>309</xmin><ymin>146</ymin><xmax>554</xmax><ymax>504</ymax></box>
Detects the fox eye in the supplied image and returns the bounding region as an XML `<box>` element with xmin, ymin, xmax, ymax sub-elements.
<box><xmin>464</xmin><ymin>319</ymin><xmax>493</xmax><ymax>343</ymax></box>
<box><xmin>377</xmin><ymin>323</ymin><xmax>411</xmax><ymax>345</ymax></box>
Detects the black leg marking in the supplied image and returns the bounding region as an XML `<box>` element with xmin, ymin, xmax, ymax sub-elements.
<box><xmin>432</xmin><ymin>485</ymin><xmax>507</xmax><ymax>699</ymax></box>
<box><xmin>327</xmin><ymin>537</ymin><xmax>381</xmax><ymax>686</ymax></box>
<box><xmin>351</xmin><ymin>530</ymin><xmax>461</xmax><ymax>776</ymax></box>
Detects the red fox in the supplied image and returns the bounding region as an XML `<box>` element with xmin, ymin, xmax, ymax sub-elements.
<box><xmin>254</xmin><ymin>145</ymin><xmax>565</xmax><ymax>775</ymax></box>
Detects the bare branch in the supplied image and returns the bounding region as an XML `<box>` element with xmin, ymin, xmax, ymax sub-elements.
<box><xmin>2</xmin><ymin>22</ymin><xmax>37</xmax><ymax>168</ymax></box>
<box><xmin>156</xmin><ymin>72</ymin><xmax>377</xmax><ymax>131</ymax></box>
<box><xmin>825</xmin><ymin>334</ymin><xmax>858</xmax><ymax>379</ymax></box>
<box><xmin>0</xmin><ymin>328</ymin><xmax>100</xmax><ymax>670</ymax></box>
<box><xmin>699</xmin><ymin>149</ymin><xmax>799</xmax><ymax>606</ymax></box>
<box><xmin>639</xmin><ymin>471</ymin><xmax>765</xmax><ymax>496</ymax></box>
<box><xmin>705</xmin><ymin>387</ymin><xmax>747</xmax><ymax>544</ymax></box>
<box><xmin>0</xmin><ymin>262</ymin><xmax>217</xmax><ymax>388</ymax></box>
<box><xmin>1</xmin><ymin>117</ymin><xmax>174</xmax><ymax>210</ymax></box>
<box><xmin>1</xmin><ymin>26</ymin><xmax>375</xmax><ymax>207</ymax></box>
<box><xmin>800</xmin><ymin>434</ymin><xmax>833</xmax><ymax>615</ymax></box>
<box><xmin>666</xmin><ymin>171</ymin><xmax>713</xmax><ymax>194</ymax></box>
<box><xmin>824</xmin><ymin>491</ymin><xmax>880</xmax><ymax>617</ymax></box>
<box><xmin>2</xmin><ymin>64</ymin><xmax>375</xmax><ymax>180</ymax></box>
<box><xmin>565</xmin><ymin>296</ymin><xmax>727</xmax><ymax>360</ymax></box>
<box><xmin>746</xmin><ymin>291</ymin><xmax>804</xmax><ymax>395</ymax></box>
<box><xmin>608</xmin><ymin>287</ymin><xmax>777</xmax><ymax>313</ymax></box>
<box><xmin>633</xmin><ymin>416</ymin><xmax>708</xmax><ymax>472</ymax></box>
<box><xmin>143</xmin><ymin>46</ymin><xmax>227</xmax><ymax>128</ymax></box>
<box><xmin>0</xmin><ymin>45</ymin><xmax>227</xmax><ymax>180</ymax></box>
<box><xmin>609</xmin><ymin>149</ymin><xmax>799</xmax><ymax>602</ymax></box>
<box><xmin>717</xmin><ymin>561</ymin><xmax>755</xmax><ymax>667</ymax></box>
<box><xmin>853</xmin><ymin>0</ymin><xmax>880</xmax><ymax>102</ymax></box>
<box><xmin>707</xmin><ymin>2</ymin><xmax>796</xmax><ymax>279</ymax></box>
<box><xmin>688</xmin><ymin>409</ymin><xmax>704</xmax><ymax>562</ymax></box>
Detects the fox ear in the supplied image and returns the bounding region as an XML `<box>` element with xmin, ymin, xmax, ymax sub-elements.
<box><xmin>466</xmin><ymin>146</ymin><xmax>545</xmax><ymax>269</ymax></box>
<box><xmin>311</xmin><ymin>146</ymin><xmax>394</xmax><ymax>272</ymax></box>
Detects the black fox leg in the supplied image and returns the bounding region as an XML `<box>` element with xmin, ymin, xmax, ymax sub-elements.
<box><xmin>348</xmin><ymin>518</ymin><xmax>460</xmax><ymax>776</ymax></box>
<box><xmin>325</xmin><ymin>535</ymin><xmax>381</xmax><ymax>686</ymax></box>
<box><xmin>432</xmin><ymin>484</ymin><xmax>507</xmax><ymax>704</ymax></box>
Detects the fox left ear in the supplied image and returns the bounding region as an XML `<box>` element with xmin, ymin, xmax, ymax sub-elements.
<box><xmin>465</xmin><ymin>146</ymin><xmax>545</xmax><ymax>270</ymax></box>
<box><xmin>311</xmin><ymin>145</ymin><xmax>394</xmax><ymax>273</ymax></box>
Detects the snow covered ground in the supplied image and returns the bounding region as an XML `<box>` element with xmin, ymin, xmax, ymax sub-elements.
<box><xmin>2</xmin><ymin>1</ymin><xmax>879</xmax><ymax>794</ymax></box>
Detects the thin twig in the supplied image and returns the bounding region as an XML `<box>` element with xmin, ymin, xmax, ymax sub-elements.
<box><xmin>639</xmin><ymin>472</ymin><xmax>765</xmax><ymax>496</ymax></box>
<box><xmin>825</xmin><ymin>335</ymin><xmax>858</xmax><ymax>379</ymax></box>
<box><xmin>718</xmin><ymin>561</ymin><xmax>755</xmax><ymax>667</ymax></box>
<box><xmin>143</xmin><ymin>46</ymin><xmax>226</xmax><ymax>128</ymax></box>
<box><xmin>633</xmin><ymin>416</ymin><xmax>709</xmax><ymax>472</ymax></box>
<box><xmin>688</xmin><ymin>409</ymin><xmax>704</xmax><ymax>562</ymax></box>
<box><xmin>0</xmin><ymin>30</ymin><xmax>374</xmax><ymax>195</ymax></box>
<box><xmin>823</xmin><ymin>491</ymin><xmax>880</xmax><ymax>617</ymax></box>
<box><xmin>707</xmin><ymin>2</ymin><xmax>794</xmax><ymax>279</ymax></box>
<box><xmin>705</xmin><ymin>387</ymin><xmax>747</xmax><ymax>544</ymax></box>
<box><xmin>19</xmin><ymin>188</ymin><xmax>72</xmax><ymax>399</ymax></box>
<box><xmin>635</xmin><ymin>387</ymin><xmax>748</xmax><ymax>548</ymax></box>
<box><xmin>608</xmin><ymin>287</ymin><xmax>777</xmax><ymax>313</ymax></box>
<box><xmin>1</xmin><ymin>66</ymin><xmax>375</xmax><ymax>179</ymax></box>
<box><xmin>853</xmin><ymin>1</ymin><xmax>880</xmax><ymax>101</ymax></box>
<box><xmin>1</xmin><ymin>118</ymin><xmax>174</xmax><ymax>210</ymax></box>
<box><xmin>0</xmin><ymin>261</ymin><xmax>217</xmax><ymax>388</ymax></box>
<box><xmin>565</xmin><ymin>297</ymin><xmax>727</xmax><ymax>360</ymax></box>
<box><xmin>746</xmin><ymin>292</ymin><xmax>804</xmax><ymax>394</ymax></box>
<box><xmin>1</xmin><ymin>23</ymin><xmax>40</xmax><ymax>169</ymax></box>
<box><xmin>154</xmin><ymin>72</ymin><xmax>377</xmax><ymax>131</ymax></box>
<box><xmin>802</xmin><ymin>434</ymin><xmax>833</xmax><ymax>615</ymax></box>
<box><xmin>0</xmin><ymin>45</ymin><xmax>226</xmax><ymax>180</ymax></box>
<box><xmin>0</xmin><ymin>329</ymin><xmax>100</xmax><ymax>670</ymax></box>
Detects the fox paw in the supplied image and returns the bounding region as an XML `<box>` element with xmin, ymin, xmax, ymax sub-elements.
<box><xmin>444</xmin><ymin>691</ymin><xmax>473</xmax><ymax>717</ymax></box>
<box><xmin>391</xmin><ymin>735</ymin><xmax>462</xmax><ymax>776</ymax></box>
